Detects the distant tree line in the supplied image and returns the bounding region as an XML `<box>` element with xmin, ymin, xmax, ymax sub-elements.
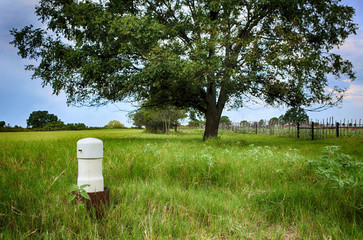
<box><xmin>1</xmin><ymin>107</ymin><xmax>309</xmax><ymax>133</ymax></box>
<box><xmin>26</xmin><ymin>110</ymin><xmax>91</xmax><ymax>131</ymax></box>
<box><xmin>0</xmin><ymin>110</ymin><xmax>126</xmax><ymax>132</ymax></box>
<box><xmin>236</xmin><ymin>108</ymin><xmax>309</xmax><ymax>129</ymax></box>
<box><xmin>0</xmin><ymin>121</ymin><xmax>24</xmax><ymax>132</ymax></box>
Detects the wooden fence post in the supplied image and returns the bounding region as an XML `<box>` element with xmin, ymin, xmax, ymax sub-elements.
<box><xmin>311</xmin><ymin>121</ymin><xmax>314</xmax><ymax>140</ymax></box>
<box><xmin>297</xmin><ymin>122</ymin><xmax>300</xmax><ymax>139</ymax></box>
<box><xmin>336</xmin><ymin>122</ymin><xmax>340</xmax><ymax>137</ymax></box>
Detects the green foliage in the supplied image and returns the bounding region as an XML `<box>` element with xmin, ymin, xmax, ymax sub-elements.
<box><xmin>280</xmin><ymin>107</ymin><xmax>309</xmax><ymax>123</ymax></box>
<box><xmin>42</xmin><ymin>120</ymin><xmax>65</xmax><ymax>131</ymax></box>
<box><xmin>65</xmin><ymin>123</ymin><xmax>88</xmax><ymax>130</ymax></box>
<box><xmin>41</xmin><ymin>122</ymin><xmax>87</xmax><ymax>131</ymax></box>
<box><xmin>68</xmin><ymin>184</ymin><xmax>91</xmax><ymax>203</ymax></box>
<box><xmin>258</xmin><ymin>119</ymin><xmax>265</xmax><ymax>127</ymax></box>
<box><xmin>105</xmin><ymin>120</ymin><xmax>125</xmax><ymax>129</ymax></box>
<box><xmin>130</xmin><ymin>105</ymin><xmax>187</xmax><ymax>133</ymax></box>
<box><xmin>0</xmin><ymin>122</ymin><xmax>25</xmax><ymax>132</ymax></box>
<box><xmin>10</xmin><ymin>0</ymin><xmax>357</xmax><ymax>139</ymax></box>
<box><xmin>187</xmin><ymin>119</ymin><xmax>204</xmax><ymax>127</ymax></box>
<box><xmin>309</xmin><ymin>146</ymin><xmax>362</xmax><ymax>189</ymax></box>
<box><xmin>0</xmin><ymin>118</ymin><xmax>89</xmax><ymax>132</ymax></box>
<box><xmin>26</xmin><ymin>110</ymin><xmax>59</xmax><ymax>128</ymax></box>
<box><xmin>220</xmin><ymin>116</ymin><xmax>231</xmax><ymax>125</ymax></box>
<box><xmin>188</xmin><ymin>110</ymin><xmax>205</xmax><ymax>127</ymax></box>
<box><xmin>269</xmin><ymin>117</ymin><xmax>279</xmax><ymax>126</ymax></box>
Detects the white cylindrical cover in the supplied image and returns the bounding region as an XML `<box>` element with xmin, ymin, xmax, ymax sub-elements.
<box><xmin>77</xmin><ymin>159</ymin><xmax>104</xmax><ymax>192</ymax></box>
<box><xmin>77</xmin><ymin>138</ymin><xmax>104</xmax><ymax>192</ymax></box>
<box><xmin>77</xmin><ymin>138</ymin><xmax>103</xmax><ymax>159</ymax></box>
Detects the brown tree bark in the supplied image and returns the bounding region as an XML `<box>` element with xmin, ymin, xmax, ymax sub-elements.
<box><xmin>203</xmin><ymin>84</ymin><xmax>227</xmax><ymax>140</ymax></box>
<box><xmin>203</xmin><ymin>107</ymin><xmax>221</xmax><ymax>140</ymax></box>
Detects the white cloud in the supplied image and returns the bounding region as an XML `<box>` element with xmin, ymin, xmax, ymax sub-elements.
<box><xmin>343</xmin><ymin>84</ymin><xmax>363</xmax><ymax>106</ymax></box>
<box><xmin>338</xmin><ymin>38</ymin><xmax>363</xmax><ymax>55</ymax></box>
<box><xmin>334</xmin><ymin>36</ymin><xmax>363</xmax><ymax>73</ymax></box>
<box><xmin>345</xmin><ymin>83</ymin><xmax>363</xmax><ymax>95</ymax></box>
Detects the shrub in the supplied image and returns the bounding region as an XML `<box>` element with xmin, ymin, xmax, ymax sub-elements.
<box><xmin>309</xmin><ymin>146</ymin><xmax>362</xmax><ymax>189</ymax></box>
<box><xmin>105</xmin><ymin>120</ymin><xmax>125</xmax><ymax>129</ymax></box>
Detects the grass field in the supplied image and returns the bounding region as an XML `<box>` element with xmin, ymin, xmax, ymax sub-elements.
<box><xmin>0</xmin><ymin>129</ymin><xmax>362</xmax><ymax>239</ymax></box>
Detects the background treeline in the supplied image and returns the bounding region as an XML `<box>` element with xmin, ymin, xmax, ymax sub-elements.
<box><xmin>0</xmin><ymin>121</ymin><xmax>25</xmax><ymax>132</ymax></box>
<box><xmin>0</xmin><ymin>111</ymin><xmax>126</xmax><ymax>132</ymax></box>
<box><xmin>0</xmin><ymin>120</ymin><xmax>101</xmax><ymax>132</ymax></box>
<box><xmin>1</xmin><ymin>106</ymin><xmax>310</xmax><ymax>133</ymax></box>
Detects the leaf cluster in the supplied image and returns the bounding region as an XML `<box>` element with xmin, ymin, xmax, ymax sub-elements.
<box><xmin>68</xmin><ymin>184</ymin><xmax>91</xmax><ymax>203</ymax></box>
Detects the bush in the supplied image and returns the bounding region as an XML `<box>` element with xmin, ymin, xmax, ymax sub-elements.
<box><xmin>309</xmin><ymin>146</ymin><xmax>362</xmax><ymax>189</ymax></box>
<box><xmin>0</xmin><ymin>121</ymin><xmax>25</xmax><ymax>132</ymax></box>
<box><xmin>65</xmin><ymin>123</ymin><xmax>88</xmax><ymax>130</ymax></box>
<box><xmin>41</xmin><ymin>122</ymin><xmax>88</xmax><ymax>131</ymax></box>
<box><xmin>42</xmin><ymin>121</ymin><xmax>65</xmax><ymax>131</ymax></box>
<box><xmin>105</xmin><ymin>120</ymin><xmax>125</xmax><ymax>129</ymax></box>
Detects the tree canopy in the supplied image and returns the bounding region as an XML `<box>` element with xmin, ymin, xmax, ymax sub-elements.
<box><xmin>11</xmin><ymin>0</ymin><xmax>357</xmax><ymax>139</ymax></box>
<box><xmin>220</xmin><ymin>116</ymin><xmax>232</xmax><ymax>125</ymax></box>
<box><xmin>26</xmin><ymin>110</ymin><xmax>59</xmax><ymax>128</ymax></box>
<box><xmin>280</xmin><ymin>107</ymin><xmax>309</xmax><ymax>123</ymax></box>
<box><xmin>269</xmin><ymin>117</ymin><xmax>279</xmax><ymax>126</ymax></box>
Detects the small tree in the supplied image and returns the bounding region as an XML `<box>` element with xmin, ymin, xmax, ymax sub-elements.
<box><xmin>220</xmin><ymin>116</ymin><xmax>231</xmax><ymax>125</ymax></box>
<box><xmin>105</xmin><ymin>120</ymin><xmax>124</xmax><ymax>129</ymax></box>
<box><xmin>240</xmin><ymin>120</ymin><xmax>249</xmax><ymax>128</ymax></box>
<box><xmin>269</xmin><ymin>117</ymin><xmax>279</xmax><ymax>126</ymax></box>
<box><xmin>220</xmin><ymin>116</ymin><xmax>232</xmax><ymax>129</ymax></box>
<box><xmin>27</xmin><ymin>111</ymin><xmax>59</xmax><ymax>129</ymax></box>
<box><xmin>258</xmin><ymin>119</ymin><xmax>265</xmax><ymax>127</ymax></box>
<box><xmin>0</xmin><ymin>121</ymin><xmax>5</xmax><ymax>128</ymax></box>
<box><xmin>130</xmin><ymin>105</ymin><xmax>186</xmax><ymax>133</ymax></box>
<box><xmin>280</xmin><ymin>107</ymin><xmax>309</xmax><ymax>123</ymax></box>
<box><xmin>188</xmin><ymin>110</ymin><xmax>205</xmax><ymax>128</ymax></box>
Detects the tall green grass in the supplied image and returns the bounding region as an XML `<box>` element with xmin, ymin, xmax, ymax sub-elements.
<box><xmin>0</xmin><ymin>129</ymin><xmax>362</xmax><ymax>239</ymax></box>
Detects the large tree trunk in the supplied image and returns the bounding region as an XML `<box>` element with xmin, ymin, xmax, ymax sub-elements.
<box><xmin>203</xmin><ymin>106</ymin><xmax>221</xmax><ymax>140</ymax></box>
<box><xmin>203</xmin><ymin>84</ymin><xmax>227</xmax><ymax>140</ymax></box>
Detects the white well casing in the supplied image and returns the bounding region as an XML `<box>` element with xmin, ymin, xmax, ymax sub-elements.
<box><xmin>77</xmin><ymin>138</ymin><xmax>104</xmax><ymax>192</ymax></box>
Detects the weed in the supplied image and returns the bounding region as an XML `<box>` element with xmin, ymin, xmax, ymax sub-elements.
<box><xmin>309</xmin><ymin>145</ymin><xmax>363</xmax><ymax>189</ymax></box>
<box><xmin>68</xmin><ymin>184</ymin><xmax>91</xmax><ymax>203</ymax></box>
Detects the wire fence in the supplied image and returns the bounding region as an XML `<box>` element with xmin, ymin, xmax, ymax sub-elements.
<box><xmin>219</xmin><ymin>118</ymin><xmax>363</xmax><ymax>140</ymax></box>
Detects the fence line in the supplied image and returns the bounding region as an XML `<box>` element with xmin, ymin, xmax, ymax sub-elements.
<box><xmin>219</xmin><ymin>118</ymin><xmax>363</xmax><ymax>140</ymax></box>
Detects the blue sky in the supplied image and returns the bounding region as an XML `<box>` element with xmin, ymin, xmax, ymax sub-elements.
<box><xmin>0</xmin><ymin>0</ymin><xmax>362</xmax><ymax>127</ymax></box>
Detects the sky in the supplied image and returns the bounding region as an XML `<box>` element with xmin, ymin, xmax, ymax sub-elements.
<box><xmin>0</xmin><ymin>0</ymin><xmax>362</xmax><ymax>128</ymax></box>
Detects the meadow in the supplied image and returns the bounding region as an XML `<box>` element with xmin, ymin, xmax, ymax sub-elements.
<box><xmin>0</xmin><ymin>129</ymin><xmax>362</xmax><ymax>239</ymax></box>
